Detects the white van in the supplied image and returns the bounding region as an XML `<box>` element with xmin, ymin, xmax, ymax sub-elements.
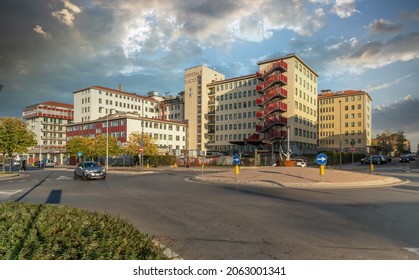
<box><xmin>45</xmin><ymin>159</ymin><xmax>55</xmax><ymax>168</ymax></box>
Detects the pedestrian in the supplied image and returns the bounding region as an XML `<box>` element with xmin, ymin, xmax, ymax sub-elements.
<box><xmin>20</xmin><ymin>159</ymin><xmax>27</xmax><ymax>172</ymax></box>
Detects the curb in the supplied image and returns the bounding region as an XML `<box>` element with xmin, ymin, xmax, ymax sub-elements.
<box><xmin>193</xmin><ymin>175</ymin><xmax>404</xmax><ymax>189</ymax></box>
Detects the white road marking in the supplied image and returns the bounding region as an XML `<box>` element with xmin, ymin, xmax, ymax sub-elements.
<box><xmin>0</xmin><ymin>190</ymin><xmax>22</xmax><ymax>197</ymax></box>
<box><xmin>57</xmin><ymin>176</ymin><xmax>73</xmax><ymax>180</ymax></box>
<box><xmin>404</xmin><ymin>248</ymin><xmax>419</xmax><ymax>255</ymax></box>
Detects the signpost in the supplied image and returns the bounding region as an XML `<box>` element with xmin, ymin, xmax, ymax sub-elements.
<box><xmin>233</xmin><ymin>155</ymin><xmax>240</xmax><ymax>180</ymax></box>
<box><xmin>316</xmin><ymin>153</ymin><xmax>328</xmax><ymax>182</ymax></box>
<box><xmin>139</xmin><ymin>147</ymin><xmax>143</xmax><ymax>172</ymax></box>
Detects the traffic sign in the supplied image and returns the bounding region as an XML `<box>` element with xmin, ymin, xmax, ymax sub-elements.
<box><xmin>77</xmin><ymin>151</ymin><xmax>82</xmax><ymax>157</ymax></box>
<box><xmin>350</xmin><ymin>147</ymin><xmax>356</xmax><ymax>152</ymax></box>
<box><xmin>316</xmin><ymin>153</ymin><xmax>328</xmax><ymax>165</ymax></box>
<box><xmin>139</xmin><ymin>147</ymin><xmax>143</xmax><ymax>153</ymax></box>
<box><xmin>233</xmin><ymin>155</ymin><xmax>240</xmax><ymax>165</ymax></box>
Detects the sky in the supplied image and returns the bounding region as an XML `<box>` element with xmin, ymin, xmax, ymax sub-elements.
<box><xmin>1</xmin><ymin>0</ymin><xmax>419</xmax><ymax>150</ymax></box>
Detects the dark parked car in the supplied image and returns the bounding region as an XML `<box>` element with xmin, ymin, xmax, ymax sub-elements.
<box><xmin>407</xmin><ymin>154</ymin><xmax>416</xmax><ymax>161</ymax></box>
<box><xmin>360</xmin><ymin>155</ymin><xmax>387</xmax><ymax>164</ymax></box>
<box><xmin>399</xmin><ymin>155</ymin><xmax>410</xmax><ymax>163</ymax></box>
<box><xmin>74</xmin><ymin>161</ymin><xmax>106</xmax><ymax>180</ymax></box>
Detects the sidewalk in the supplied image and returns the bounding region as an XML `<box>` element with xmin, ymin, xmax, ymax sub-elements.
<box><xmin>193</xmin><ymin>166</ymin><xmax>403</xmax><ymax>188</ymax></box>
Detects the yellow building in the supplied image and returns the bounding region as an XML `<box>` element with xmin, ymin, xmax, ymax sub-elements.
<box><xmin>257</xmin><ymin>54</ymin><xmax>319</xmax><ymax>156</ymax></box>
<box><xmin>318</xmin><ymin>90</ymin><xmax>372</xmax><ymax>153</ymax></box>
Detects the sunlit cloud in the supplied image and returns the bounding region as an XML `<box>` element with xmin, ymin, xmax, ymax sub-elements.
<box><xmin>33</xmin><ymin>25</ymin><xmax>52</xmax><ymax>39</ymax></box>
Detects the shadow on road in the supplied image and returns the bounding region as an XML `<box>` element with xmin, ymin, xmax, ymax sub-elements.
<box><xmin>14</xmin><ymin>172</ymin><xmax>53</xmax><ymax>202</ymax></box>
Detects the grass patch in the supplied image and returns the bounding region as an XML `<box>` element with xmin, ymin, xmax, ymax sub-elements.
<box><xmin>0</xmin><ymin>202</ymin><xmax>167</xmax><ymax>260</ymax></box>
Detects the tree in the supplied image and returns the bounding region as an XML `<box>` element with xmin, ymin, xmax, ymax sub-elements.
<box><xmin>122</xmin><ymin>132</ymin><xmax>158</xmax><ymax>156</ymax></box>
<box><xmin>375</xmin><ymin>129</ymin><xmax>408</xmax><ymax>156</ymax></box>
<box><xmin>66</xmin><ymin>136</ymin><xmax>94</xmax><ymax>159</ymax></box>
<box><xmin>92</xmin><ymin>134</ymin><xmax>120</xmax><ymax>158</ymax></box>
<box><xmin>67</xmin><ymin>135</ymin><xmax>121</xmax><ymax>161</ymax></box>
<box><xmin>0</xmin><ymin>117</ymin><xmax>37</xmax><ymax>172</ymax></box>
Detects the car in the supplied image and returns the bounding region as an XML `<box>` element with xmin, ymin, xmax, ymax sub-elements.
<box><xmin>296</xmin><ymin>159</ymin><xmax>306</xmax><ymax>167</ymax></box>
<box><xmin>74</xmin><ymin>161</ymin><xmax>106</xmax><ymax>180</ymax></box>
<box><xmin>360</xmin><ymin>155</ymin><xmax>387</xmax><ymax>164</ymax></box>
<box><xmin>407</xmin><ymin>154</ymin><xmax>416</xmax><ymax>161</ymax></box>
<box><xmin>399</xmin><ymin>155</ymin><xmax>410</xmax><ymax>163</ymax></box>
<box><xmin>45</xmin><ymin>159</ymin><xmax>55</xmax><ymax>167</ymax></box>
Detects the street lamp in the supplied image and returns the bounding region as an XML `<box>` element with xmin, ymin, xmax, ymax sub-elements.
<box><xmin>99</xmin><ymin>107</ymin><xmax>109</xmax><ymax>170</ymax></box>
<box><xmin>339</xmin><ymin>100</ymin><xmax>342</xmax><ymax>168</ymax></box>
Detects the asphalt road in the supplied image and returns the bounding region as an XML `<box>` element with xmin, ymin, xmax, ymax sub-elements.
<box><xmin>1</xmin><ymin>160</ymin><xmax>419</xmax><ymax>260</ymax></box>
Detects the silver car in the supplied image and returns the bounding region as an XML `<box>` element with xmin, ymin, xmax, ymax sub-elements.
<box><xmin>74</xmin><ymin>161</ymin><xmax>106</xmax><ymax>180</ymax></box>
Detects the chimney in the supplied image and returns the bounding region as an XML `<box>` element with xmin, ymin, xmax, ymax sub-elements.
<box><xmin>119</xmin><ymin>84</ymin><xmax>123</xmax><ymax>92</ymax></box>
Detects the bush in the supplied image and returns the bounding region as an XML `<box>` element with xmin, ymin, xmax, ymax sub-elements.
<box><xmin>0</xmin><ymin>202</ymin><xmax>167</xmax><ymax>260</ymax></box>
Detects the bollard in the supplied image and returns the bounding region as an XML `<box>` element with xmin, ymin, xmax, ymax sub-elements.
<box><xmin>235</xmin><ymin>165</ymin><xmax>239</xmax><ymax>180</ymax></box>
<box><xmin>319</xmin><ymin>165</ymin><xmax>325</xmax><ymax>182</ymax></box>
<box><xmin>370</xmin><ymin>164</ymin><xmax>374</xmax><ymax>173</ymax></box>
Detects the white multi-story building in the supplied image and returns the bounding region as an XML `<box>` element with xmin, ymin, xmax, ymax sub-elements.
<box><xmin>73</xmin><ymin>85</ymin><xmax>162</xmax><ymax>123</ymax></box>
<box><xmin>23</xmin><ymin>101</ymin><xmax>74</xmax><ymax>164</ymax></box>
<box><xmin>67</xmin><ymin>112</ymin><xmax>187</xmax><ymax>154</ymax></box>
<box><xmin>70</xmin><ymin>85</ymin><xmax>187</xmax><ymax>155</ymax></box>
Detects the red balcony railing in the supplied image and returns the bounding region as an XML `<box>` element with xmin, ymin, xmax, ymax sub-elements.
<box><xmin>256</xmin><ymin>87</ymin><xmax>287</xmax><ymax>106</ymax></box>
<box><xmin>256</xmin><ymin>102</ymin><xmax>287</xmax><ymax>119</ymax></box>
<box><xmin>256</xmin><ymin>116</ymin><xmax>287</xmax><ymax>133</ymax></box>
<box><xmin>256</xmin><ymin>60</ymin><xmax>288</xmax><ymax>80</ymax></box>
<box><xmin>265</xmin><ymin>130</ymin><xmax>287</xmax><ymax>140</ymax></box>
<box><xmin>256</xmin><ymin>74</ymin><xmax>287</xmax><ymax>93</ymax></box>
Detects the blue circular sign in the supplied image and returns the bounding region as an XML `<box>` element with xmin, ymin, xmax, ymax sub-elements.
<box><xmin>77</xmin><ymin>151</ymin><xmax>83</xmax><ymax>157</ymax></box>
<box><xmin>316</xmin><ymin>153</ymin><xmax>328</xmax><ymax>165</ymax></box>
<box><xmin>233</xmin><ymin>155</ymin><xmax>240</xmax><ymax>165</ymax></box>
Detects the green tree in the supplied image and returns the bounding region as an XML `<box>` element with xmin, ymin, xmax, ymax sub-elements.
<box><xmin>375</xmin><ymin>129</ymin><xmax>408</xmax><ymax>156</ymax></box>
<box><xmin>0</xmin><ymin>117</ymin><xmax>36</xmax><ymax>172</ymax></box>
<box><xmin>66</xmin><ymin>136</ymin><xmax>94</xmax><ymax>159</ymax></box>
<box><xmin>93</xmin><ymin>134</ymin><xmax>120</xmax><ymax>157</ymax></box>
<box><xmin>122</xmin><ymin>132</ymin><xmax>157</xmax><ymax>156</ymax></box>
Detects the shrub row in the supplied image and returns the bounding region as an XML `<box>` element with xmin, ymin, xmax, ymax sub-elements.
<box><xmin>0</xmin><ymin>202</ymin><xmax>166</xmax><ymax>260</ymax></box>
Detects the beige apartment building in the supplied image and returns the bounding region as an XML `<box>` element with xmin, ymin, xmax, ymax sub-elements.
<box><xmin>184</xmin><ymin>66</ymin><xmax>225</xmax><ymax>154</ymax></box>
<box><xmin>186</xmin><ymin>54</ymin><xmax>319</xmax><ymax>157</ymax></box>
<box><xmin>257</xmin><ymin>54</ymin><xmax>319</xmax><ymax>156</ymax></box>
<box><xmin>206</xmin><ymin>74</ymin><xmax>259</xmax><ymax>153</ymax></box>
<box><xmin>318</xmin><ymin>90</ymin><xmax>372</xmax><ymax>153</ymax></box>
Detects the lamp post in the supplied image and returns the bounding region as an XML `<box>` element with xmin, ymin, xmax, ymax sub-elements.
<box><xmin>339</xmin><ymin>100</ymin><xmax>342</xmax><ymax>168</ymax></box>
<box><xmin>350</xmin><ymin>139</ymin><xmax>356</xmax><ymax>168</ymax></box>
<box><xmin>140</xmin><ymin>99</ymin><xmax>144</xmax><ymax>172</ymax></box>
<box><xmin>99</xmin><ymin>107</ymin><xmax>109</xmax><ymax>170</ymax></box>
<box><xmin>286</xmin><ymin>126</ymin><xmax>291</xmax><ymax>161</ymax></box>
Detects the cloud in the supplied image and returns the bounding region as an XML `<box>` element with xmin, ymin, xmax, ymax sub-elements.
<box><xmin>366</xmin><ymin>74</ymin><xmax>413</xmax><ymax>92</ymax></box>
<box><xmin>401</xmin><ymin>9</ymin><xmax>419</xmax><ymax>21</ymax></box>
<box><xmin>52</xmin><ymin>0</ymin><xmax>81</xmax><ymax>27</ymax></box>
<box><xmin>367</xmin><ymin>19</ymin><xmax>403</xmax><ymax>34</ymax></box>
<box><xmin>373</xmin><ymin>95</ymin><xmax>419</xmax><ymax>145</ymax></box>
<box><xmin>33</xmin><ymin>25</ymin><xmax>52</xmax><ymax>39</ymax></box>
<box><xmin>331</xmin><ymin>0</ymin><xmax>359</xmax><ymax>18</ymax></box>
<box><xmin>373</xmin><ymin>96</ymin><xmax>419</xmax><ymax>130</ymax></box>
<box><xmin>324</xmin><ymin>32</ymin><xmax>419</xmax><ymax>76</ymax></box>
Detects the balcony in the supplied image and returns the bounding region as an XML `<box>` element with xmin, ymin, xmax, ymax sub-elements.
<box><xmin>256</xmin><ymin>102</ymin><xmax>287</xmax><ymax>119</ymax></box>
<box><xmin>256</xmin><ymin>74</ymin><xmax>287</xmax><ymax>93</ymax></box>
<box><xmin>256</xmin><ymin>60</ymin><xmax>288</xmax><ymax>80</ymax></box>
<box><xmin>256</xmin><ymin>87</ymin><xmax>287</xmax><ymax>106</ymax></box>
<box><xmin>265</xmin><ymin>130</ymin><xmax>287</xmax><ymax>140</ymax></box>
<box><xmin>256</xmin><ymin>116</ymin><xmax>287</xmax><ymax>133</ymax></box>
